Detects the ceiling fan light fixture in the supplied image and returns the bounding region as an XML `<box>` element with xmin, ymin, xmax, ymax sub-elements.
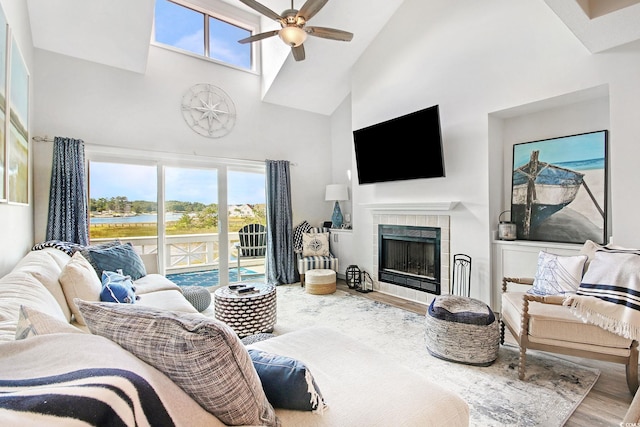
<box><xmin>279</xmin><ymin>26</ymin><xmax>307</xmax><ymax>47</ymax></box>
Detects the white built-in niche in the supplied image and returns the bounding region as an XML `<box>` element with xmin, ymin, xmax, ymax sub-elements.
<box><xmin>487</xmin><ymin>84</ymin><xmax>610</xmax><ymax>310</ymax></box>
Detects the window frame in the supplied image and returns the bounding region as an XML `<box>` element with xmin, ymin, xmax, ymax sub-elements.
<box><xmin>152</xmin><ymin>0</ymin><xmax>261</xmax><ymax>73</ymax></box>
<box><xmin>85</xmin><ymin>145</ymin><xmax>266</xmax><ymax>285</ymax></box>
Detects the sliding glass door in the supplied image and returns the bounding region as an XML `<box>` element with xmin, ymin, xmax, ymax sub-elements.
<box><xmin>87</xmin><ymin>154</ymin><xmax>266</xmax><ymax>287</ymax></box>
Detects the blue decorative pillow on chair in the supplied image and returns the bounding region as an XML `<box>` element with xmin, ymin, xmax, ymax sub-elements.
<box><xmin>100</xmin><ymin>270</ymin><xmax>139</xmax><ymax>304</ymax></box>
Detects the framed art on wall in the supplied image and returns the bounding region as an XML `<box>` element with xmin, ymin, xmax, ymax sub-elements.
<box><xmin>0</xmin><ymin>6</ymin><xmax>7</xmax><ymax>202</ymax></box>
<box><xmin>511</xmin><ymin>130</ymin><xmax>608</xmax><ymax>245</ymax></box>
<box><xmin>7</xmin><ymin>34</ymin><xmax>28</xmax><ymax>205</ymax></box>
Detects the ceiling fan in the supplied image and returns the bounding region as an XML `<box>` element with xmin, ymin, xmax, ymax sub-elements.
<box><xmin>237</xmin><ymin>0</ymin><xmax>353</xmax><ymax>61</ymax></box>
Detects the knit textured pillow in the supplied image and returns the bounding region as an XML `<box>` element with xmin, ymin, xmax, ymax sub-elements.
<box><xmin>75</xmin><ymin>300</ymin><xmax>279</xmax><ymax>427</ymax></box>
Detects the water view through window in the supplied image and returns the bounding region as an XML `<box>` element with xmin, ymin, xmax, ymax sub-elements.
<box><xmin>88</xmin><ymin>161</ymin><xmax>266</xmax><ymax>285</ymax></box>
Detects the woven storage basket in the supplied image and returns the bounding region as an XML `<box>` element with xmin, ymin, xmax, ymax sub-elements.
<box><xmin>305</xmin><ymin>269</ymin><xmax>336</xmax><ymax>295</ymax></box>
<box><xmin>425</xmin><ymin>295</ymin><xmax>499</xmax><ymax>366</ymax></box>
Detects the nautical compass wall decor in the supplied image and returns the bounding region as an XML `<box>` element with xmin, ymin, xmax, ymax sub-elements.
<box><xmin>181</xmin><ymin>84</ymin><xmax>236</xmax><ymax>138</ymax></box>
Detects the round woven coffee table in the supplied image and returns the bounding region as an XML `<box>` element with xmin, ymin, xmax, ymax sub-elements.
<box><xmin>214</xmin><ymin>283</ymin><xmax>277</xmax><ymax>338</ymax></box>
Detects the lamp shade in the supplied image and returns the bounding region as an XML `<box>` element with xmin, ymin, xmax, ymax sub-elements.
<box><xmin>279</xmin><ymin>26</ymin><xmax>307</xmax><ymax>47</ymax></box>
<box><xmin>325</xmin><ymin>184</ymin><xmax>349</xmax><ymax>201</ymax></box>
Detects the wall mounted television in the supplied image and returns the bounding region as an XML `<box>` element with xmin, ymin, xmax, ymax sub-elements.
<box><xmin>353</xmin><ymin>104</ymin><xmax>445</xmax><ymax>185</ymax></box>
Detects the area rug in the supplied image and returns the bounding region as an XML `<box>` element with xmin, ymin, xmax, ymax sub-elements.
<box><xmin>234</xmin><ymin>284</ymin><xmax>601</xmax><ymax>427</ymax></box>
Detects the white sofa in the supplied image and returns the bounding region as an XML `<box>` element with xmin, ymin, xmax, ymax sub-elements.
<box><xmin>0</xmin><ymin>247</ymin><xmax>469</xmax><ymax>426</ymax></box>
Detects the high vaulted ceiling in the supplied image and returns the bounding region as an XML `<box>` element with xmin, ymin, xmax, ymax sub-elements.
<box><xmin>26</xmin><ymin>0</ymin><xmax>640</xmax><ymax>116</ymax></box>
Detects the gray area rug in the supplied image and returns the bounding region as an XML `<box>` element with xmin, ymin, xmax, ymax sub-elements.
<box><xmin>206</xmin><ymin>284</ymin><xmax>600</xmax><ymax>426</ymax></box>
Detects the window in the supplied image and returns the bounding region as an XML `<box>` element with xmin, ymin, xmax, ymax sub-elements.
<box><xmin>154</xmin><ymin>0</ymin><xmax>255</xmax><ymax>70</ymax></box>
<box><xmin>87</xmin><ymin>150</ymin><xmax>266</xmax><ymax>287</ymax></box>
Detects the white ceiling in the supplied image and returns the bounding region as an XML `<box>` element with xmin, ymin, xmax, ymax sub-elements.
<box><xmin>26</xmin><ymin>0</ymin><xmax>640</xmax><ymax>116</ymax></box>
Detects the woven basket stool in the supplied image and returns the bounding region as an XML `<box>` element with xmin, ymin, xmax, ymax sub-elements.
<box><xmin>305</xmin><ymin>269</ymin><xmax>336</xmax><ymax>295</ymax></box>
<box><xmin>181</xmin><ymin>286</ymin><xmax>212</xmax><ymax>312</ymax></box>
<box><xmin>425</xmin><ymin>295</ymin><xmax>499</xmax><ymax>366</ymax></box>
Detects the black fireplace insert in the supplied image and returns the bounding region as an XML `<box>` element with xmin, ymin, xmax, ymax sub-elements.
<box><xmin>378</xmin><ymin>225</ymin><xmax>441</xmax><ymax>295</ymax></box>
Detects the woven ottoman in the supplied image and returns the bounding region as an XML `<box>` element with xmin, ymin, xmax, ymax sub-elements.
<box><xmin>181</xmin><ymin>286</ymin><xmax>212</xmax><ymax>312</ymax></box>
<box><xmin>305</xmin><ymin>269</ymin><xmax>336</xmax><ymax>295</ymax></box>
<box><xmin>425</xmin><ymin>295</ymin><xmax>499</xmax><ymax>366</ymax></box>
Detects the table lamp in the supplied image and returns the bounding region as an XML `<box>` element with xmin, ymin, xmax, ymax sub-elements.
<box><xmin>325</xmin><ymin>184</ymin><xmax>349</xmax><ymax>228</ymax></box>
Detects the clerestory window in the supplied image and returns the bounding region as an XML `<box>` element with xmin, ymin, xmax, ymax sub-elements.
<box><xmin>153</xmin><ymin>0</ymin><xmax>256</xmax><ymax>71</ymax></box>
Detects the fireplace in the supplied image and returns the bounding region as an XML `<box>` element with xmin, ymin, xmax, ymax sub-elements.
<box><xmin>378</xmin><ymin>225</ymin><xmax>441</xmax><ymax>295</ymax></box>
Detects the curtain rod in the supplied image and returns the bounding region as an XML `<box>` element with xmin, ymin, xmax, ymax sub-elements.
<box><xmin>32</xmin><ymin>135</ymin><xmax>298</xmax><ymax>166</ymax></box>
<box><xmin>32</xmin><ymin>135</ymin><xmax>55</xmax><ymax>142</ymax></box>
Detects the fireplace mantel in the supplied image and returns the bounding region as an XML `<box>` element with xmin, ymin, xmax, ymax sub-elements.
<box><xmin>361</xmin><ymin>201</ymin><xmax>458</xmax><ymax>213</ymax></box>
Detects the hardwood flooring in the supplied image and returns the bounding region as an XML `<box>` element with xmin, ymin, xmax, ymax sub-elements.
<box><xmin>336</xmin><ymin>281</ymin><xmax>633</xmax><ymax>426</ymax></box>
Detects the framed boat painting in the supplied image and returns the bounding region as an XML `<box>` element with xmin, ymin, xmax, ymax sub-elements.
<box><xmin>510</xmin><ymin>130</ymin><xmax>608</xmax><ymax>245</ymax></box>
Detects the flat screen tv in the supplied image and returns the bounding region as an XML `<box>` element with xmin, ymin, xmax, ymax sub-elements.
<box><xmin>353</xmin><ymin>104</ymin><xmax>445</xmax><ymax>184</ymax></box>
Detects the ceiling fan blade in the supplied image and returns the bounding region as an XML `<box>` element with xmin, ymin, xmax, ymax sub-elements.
<box><xmin>238</xmin><ymin>0</ymin><xmax>283</xmax><ymax>22</ymax></box>
<box><xmin>238</xmin><ymin>30</ymin><xmax>280</xmax><ymax>44</ymax></box>
<box><xmin>292</xmin><ymin>44</ymin><xmax>305</xmax><ymax>61</ymax></box>
<box><xmin>297</xmin><ymin>0</ymin><xmax>328</xmax><ymax>21</ymax></box>
<box><xmin>305</xmin><ymin>26</ymin><xmax>353</xmax><ymax>42</ymax></box>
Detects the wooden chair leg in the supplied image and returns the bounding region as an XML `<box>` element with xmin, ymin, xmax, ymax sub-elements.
<box><xmin>627</xmin><ymin>340</ymin><xmax>639</xmax><ymax>395</ymax></box>
<box><xmin>518</xmin><ymin>346</ymin><xmax>527</xmax><ymax>380</ymax></box>
<box><xmin>300</xmin><ymin>273</ymin><xmax>305</xmax><ymax>287</ymax></box>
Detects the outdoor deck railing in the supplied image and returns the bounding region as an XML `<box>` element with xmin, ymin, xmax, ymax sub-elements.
<box><xmin>91</xmin><ymin>232</ymin><xmax>264</xmax><ymax>275</ymax></box>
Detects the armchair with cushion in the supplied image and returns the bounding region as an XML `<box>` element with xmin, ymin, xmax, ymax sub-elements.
<box><xmin>500</xmin><ymin>243</ymin><xmax>639</xmax><ymax>394</ymax></box>
<box><xmin>293</xmin><ymin>221</ymin><xmax>338</xmax><ymax>286</ymax></box>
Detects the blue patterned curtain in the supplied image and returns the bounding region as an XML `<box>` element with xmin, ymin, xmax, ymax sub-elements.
<box><xmin>265</xmin><ymin>160</ymin><xmax>297</xmax><ymax>285</ymax></box>
<box><xmin>45</xmin><ymin>137</ymin><xmax>89</xmax><ymax>245</ymax></box>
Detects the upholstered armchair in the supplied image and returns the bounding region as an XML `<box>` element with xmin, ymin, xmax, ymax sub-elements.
<box><xmin>293</xmin><ymin>222</ymin><xmax>338</xmax><ymax>286</ymax></box>
<box><xmin>501</xmin><ymin>273</ymin><xmax>639</xmax><ymax>394</ymax></box>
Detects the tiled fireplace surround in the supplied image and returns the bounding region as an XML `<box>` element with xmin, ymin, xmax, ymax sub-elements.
<box><xmin>371</xmin><ymin>211</ymin><xmax>450</xmax><ymax>306</ymax></box>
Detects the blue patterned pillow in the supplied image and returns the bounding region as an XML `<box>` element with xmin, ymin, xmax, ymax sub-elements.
<box><xmin>248</xmin><ymin>349</ymin><xmax>326</xmax><ymax>413</ymax></box>
<box><xmin>100</xmin><ymin>270</ymin><xmax>138</xmax><ymax>304</ymax></box>
<box><xmin>82</xmin><ymin>242</ymin><xmax>147</xmax><ymax>280</ymax></box>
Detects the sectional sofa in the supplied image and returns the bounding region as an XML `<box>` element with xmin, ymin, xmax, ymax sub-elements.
<box><xmin>0</xmin><ymin>244</ymin><xmax>470</xmax><ymax>426</ymax></box>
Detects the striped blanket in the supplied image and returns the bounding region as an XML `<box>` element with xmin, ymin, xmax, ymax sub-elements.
<box><xmin>0</xmin><ymin>368</ymin><xmax>175</xmax><ymax>427</ymax></box>
<box><xmin>565</xmin><ymin>247</ymin><xmax>640</xmax><ymax>341</ymax></box>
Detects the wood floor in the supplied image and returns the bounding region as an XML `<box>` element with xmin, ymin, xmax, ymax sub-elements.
<box><xmin>336</xmin><ymin>281</ymin><xmax>633</xmax><ymax>426</ymax></box>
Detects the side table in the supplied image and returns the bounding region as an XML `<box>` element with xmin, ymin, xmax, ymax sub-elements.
<box><xmin>214</xmin><ymin>283</ymin><xmax>277</xmax><ymax>338</ymax></box>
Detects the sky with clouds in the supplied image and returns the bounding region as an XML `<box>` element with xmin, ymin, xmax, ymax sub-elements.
<box><xmin>89</xmin><ymin>162</ymin><xmax>265</xmax><ymax>205</ymax></box>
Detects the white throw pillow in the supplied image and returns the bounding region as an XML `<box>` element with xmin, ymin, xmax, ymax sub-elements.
<box><xmin>302</xmin><ymin>232</ymin><xmax>330</xmax><ymax>257</ymax></box>
<box><xmin>15</xmin><ymin>305</ymin><xmax>85</xmax><ymax>340</ymax></box>
<box><xmin>529</xmin><ymin>251</ymin><xmax>587</xmax><ymax>296</ymax></box>
<box><xmin>59</xmin><ymin>252</ymin><xmax>102</xmax><ymax>325</ymax></box>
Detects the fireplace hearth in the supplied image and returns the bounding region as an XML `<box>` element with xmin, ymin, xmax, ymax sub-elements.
<box><xmin>378</xmin><ymin>224</ymin><xmax>441</xmax><ymax>295</ymax></box>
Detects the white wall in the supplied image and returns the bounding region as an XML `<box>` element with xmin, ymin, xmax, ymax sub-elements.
<box><xmin>31</xmin><ymin>45</ymin><xmax>334</xmax><ymax>243</ymax></box>
<box><xmin>0</xmin><ymin>0</ymin><xmax>34</xmax><ymax>276</ymax></box>
<box><xmin>346</xmin><ymin>0</ymin><xmax>640</xmax><ymax>304</ymax></box>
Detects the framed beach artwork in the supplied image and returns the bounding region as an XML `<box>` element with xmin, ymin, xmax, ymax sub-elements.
<box><xmin>510</xmin><ymin>130</ymin><xmax>608</xmax><ymax>245</ymax></box>
<box><xmin>7</xmin><ymin>34</ymin><xmax>28</xmax><ymax>205</ymax></box>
